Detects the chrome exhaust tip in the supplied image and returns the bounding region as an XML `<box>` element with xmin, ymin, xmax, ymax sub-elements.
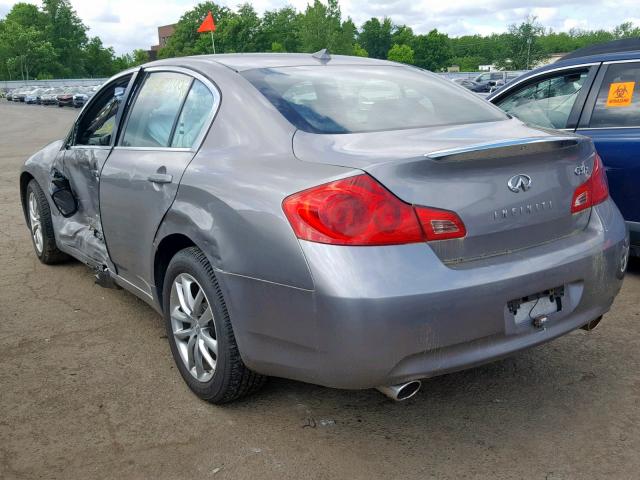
<box><xmin>581</xmin><ymin>316</ymin><xmax>603</xmax><ymax>331</ymax></box>
<box><xmin>376</xmin><ymin>381</ymin><xmax>422</xmax><ymax>401</ymax></box>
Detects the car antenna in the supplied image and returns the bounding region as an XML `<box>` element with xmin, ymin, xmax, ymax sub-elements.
<box><xmin>312</xmin><ymin>49</ymin><xmax>331</xmax><ymax>64</ymax></box>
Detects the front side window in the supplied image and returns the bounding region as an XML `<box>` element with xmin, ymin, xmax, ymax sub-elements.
<box><xmin>122</xmin><ymin>72</ymin><xmax>192</xmax><ymax>148</ymax></box>
<box><xmin>75</xmin><ymin>77</ymin><xmax>129</xmax><ymax>146</ymax></box>
<box><xmin>589</xmin><ymin>62</ymin><xmax>640</xmax><ymax>128</ymax></box>
<box><xmin>171</xmin><ymin>80</ymin><xmax>215</xmax><ymax>148</ymax></box>
<box><xmin>242</xmin><ymin>66</ymin><xmax>506</xmax><ymax>134</ymax></box>
<box><xmin>495</xmin><ymin>69</ymin><xmax>589</xmax><ymax>129</ymax></box>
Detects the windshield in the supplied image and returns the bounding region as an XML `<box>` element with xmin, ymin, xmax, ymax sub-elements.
<box><xmin>242</xmin><ymin>65</ymin><xmax>506</xmax><ymax>134</ymax></box>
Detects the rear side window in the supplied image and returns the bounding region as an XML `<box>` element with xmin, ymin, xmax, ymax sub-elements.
<box><xmin>589</xmin><ymin>62</ymin><xmax>640</xmax><ymax>128</ymax></box>
<box><xmin>495</xmin><ymin>69</ymin><xmax>589</xmax><ymax>129</ymax></box>
<box><xmin>242</xmin><ymin>65</ymin><xmax>506</xmax><ymax>134</ymax></box>
<box><xmin>122</xmin><ymin>72</ymin><xmax>192</xmax><ymax>147</ymax></box>
<box><xmin>171</xmin><ymin>80</ymin><xmax>215</xmax><ymax>148</ymax></box>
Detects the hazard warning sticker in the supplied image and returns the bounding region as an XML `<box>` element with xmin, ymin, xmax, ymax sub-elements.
<box><xmin>606</xmin><ymin>81</ymin><xmax>635</xmax><ymax>107</ymax></box>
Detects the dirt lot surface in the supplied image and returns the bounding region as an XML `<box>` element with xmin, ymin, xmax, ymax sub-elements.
<box><xmin>1</xmin><ymin>102</ymin><xmax>639</xmax><ymax>479</ymax></box>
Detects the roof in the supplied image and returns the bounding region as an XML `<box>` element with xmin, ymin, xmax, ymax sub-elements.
<box><xmin>147</xmin><ymin>52</ymin><xmax>394</xmax><ymax>72</ymax></box>
<box><xmin>561</xmin><ymin>38</ymin><xmax>640</xmax><ymax>61</ymax></box>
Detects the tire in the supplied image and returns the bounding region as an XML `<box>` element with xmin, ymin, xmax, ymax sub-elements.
<box><xmin>163</xmin><ymin>247</ymin><xmax>266</xmax><ymax>403</ymax></box>
<box><xmin>26</xmin><ymin>180</ymin><xmax>69</xmax><ymax>264</ymax></box>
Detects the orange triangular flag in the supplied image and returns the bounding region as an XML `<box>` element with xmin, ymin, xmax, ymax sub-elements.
<box><xmin>198</xmin><ymin>11</ymin><xmax>216</xmax><ymax>33</ymax></box>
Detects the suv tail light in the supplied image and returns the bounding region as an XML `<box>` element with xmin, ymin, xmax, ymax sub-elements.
<box><xmin>571</xmin><ymin>154</ymin><xmax>609</xmax><ymax>214</ymax></box>
<box><xmin>282</xmin><ymin>174</ymin><xmax>466</xmax><ymax>246</ymax></box>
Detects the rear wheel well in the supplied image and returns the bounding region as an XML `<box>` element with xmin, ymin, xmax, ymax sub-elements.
<box><xmin>20</xmin><ymin>172</ymin><xmax>35</xmax><ymax>222</ymax></box>
<box><xmin>154</xmin><ymin>234</ymin><xmax>196</xmax><ymax>308</ymax></box>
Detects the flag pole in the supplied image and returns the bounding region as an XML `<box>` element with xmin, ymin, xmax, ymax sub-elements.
<box><xmin>210</xmin><ymin>30</ymin><xmax>216</xmax><ymax>54</ymax></box>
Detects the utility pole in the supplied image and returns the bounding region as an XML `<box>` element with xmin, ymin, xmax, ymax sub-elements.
<box><xmin>526</xmin><ymin>36</ymin><xmax>532</xmax><ymax>70</ymax></box>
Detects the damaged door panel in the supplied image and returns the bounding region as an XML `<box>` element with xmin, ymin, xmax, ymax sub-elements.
<box><xmin>100</xmin><ymin>69</ymin><xmax>218</xmax><ymax>296</ymax></box>
<box><xmin>48</xmin><ymin>72</ymin><xmax>136</xmax><ymax>268</ymax></box>
<box><xmin>50</xmin><ymin>146</ymin><xmax>111</xmax><ymax>265</ymax></box>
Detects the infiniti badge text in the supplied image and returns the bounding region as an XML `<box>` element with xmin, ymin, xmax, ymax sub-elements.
<box><xmin>493</xmin><ymin>200</ymin><xmax>553</xmax><ymax>221</ymax></box>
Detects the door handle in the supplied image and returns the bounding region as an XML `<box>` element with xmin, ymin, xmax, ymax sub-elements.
<box><xmin>147</xmin><ymin>173</ymin><xmax>173</xmax><ymax>184</ymax></box>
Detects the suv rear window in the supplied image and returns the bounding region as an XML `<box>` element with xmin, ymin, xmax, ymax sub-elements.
<box><xmin>242</xmin><ymin>66</ymin><xmax>506</xmax><ymax>134</ymax></box>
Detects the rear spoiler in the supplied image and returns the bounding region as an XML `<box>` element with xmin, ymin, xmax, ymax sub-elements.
<box><xmin>425</xmin><ymin>136</ymin><xmax>584</xmax><ymax>163</ymax></box>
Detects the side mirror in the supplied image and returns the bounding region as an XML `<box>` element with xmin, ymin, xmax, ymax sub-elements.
<box><xmin>50</xmin><ymin>169</ymin><xmax>78</xmax><ymax>217</ymax></box>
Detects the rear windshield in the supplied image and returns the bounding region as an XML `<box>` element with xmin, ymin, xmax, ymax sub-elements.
<box><xmin>241</xmin><ymin>65</ymin><xmax>506</xmax><ymax>134</ymax></box>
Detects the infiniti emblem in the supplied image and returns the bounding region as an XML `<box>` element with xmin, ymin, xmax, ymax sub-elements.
<box><xmin>507</xmin><ymin>174</ymin><xmax>532</xmax><ymax>193</ymax></box>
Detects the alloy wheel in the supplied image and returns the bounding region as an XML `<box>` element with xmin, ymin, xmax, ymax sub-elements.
<box><xmin>28</xmin><ymin>191</ymin><xmax>43</xmax><ymax>254</ymax></box>
<box><xmin>169</xmin><ymin>273</ymin><xmax>218</xmax><ymax>382</ymax></box>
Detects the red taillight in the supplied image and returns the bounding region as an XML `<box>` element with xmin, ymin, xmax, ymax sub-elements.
<box><xmin>282</xmin><ymin>174</ymin><xmax>466</xmax><ymax>246</ymax></box>
<box><xmin>415</xmin><ymin>206</ymin><xmax>467</xmax><ymax>241</ymax></box>
<box><xmin>571</xmin><ymin>154</ymin><xmax>609</xmax><ymax>214</ymax></box>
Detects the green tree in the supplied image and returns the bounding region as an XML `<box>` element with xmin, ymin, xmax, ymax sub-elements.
<box><xmin>387</xmin><ymin>43</ymin><xmax>414</xmax><ymax>64</ymax></box>
<box><xmin>613</xmin><ymin>22</ymin><xmax>640</xmax><ymax>38</ymax></box>
<box><xmin>352</xmin><ymin>43</ymin><xmax>368</xmax><ymax>57</ymax></box>
<box><xmin>84</xmin><ymin>37</ymin><xmax>116</xmax><ymax>77</ymax></box>
<box><xmin>358</xmin><ymin>17</ymin><xmax>393</xmax><ymax>59</ymax></box>
<box><xmin>2</xmin><ymin>0</ymin><xmax>640</xmax><ymax>81</ymax></box>
<box><xmin>412</xmin><ymin>29</ymin><xmax>451</xmax><ymax>71</ymax></box>
<box><xmin>448</xmin><ymin>55</ymin><xmax>485</xmax><ymax>71</ymax></box>
<box><xmin>332</xmin><ymin>18</ymin><xmax>358</xmax><ymax>55</ymax></box>
<box><xmin>111</xmin><ymin>49</ymin><xmax>149</xmax><ymax>72</ymax></box>
<box><xmin>298</xmin><ymin>0</ymin><xmax>351</xmax><ymax>53</ymax></box>
<box><xmin>496</xmin><ymin>16</ymin><xmax>547</xmax><ymax>70</ymax></box>
<box><xmin>222</xmin><ymin>4</ymin><xmax>262</xmax><ymax>53</ymax></box>
<box><xmin>132</xmin><ymin>49</ymin><xmax>150</xmax><ymax>65</ymax></box>
<box><xmin>42</xmin><ymin>0</ymin><xmax>88</xmax><ymax>76</ymax></box>
<box><xmin>4</xmin><ymin>3</ymin><xmax>47</xmax><ymax>29</ymax></box>
<box><xmin>160</xmin><ymin>2</ymin><xmax>233</xmax><ymax>57</ymax></box>
<box><xmin>392</xmin><ymin>25</ymin><xmax>414</xmax><ymax>47</ymax></box>
<box><xmin>259</xmin><ymin>7</ymin><xmax>301</xmax><ymax>52</ymax></box>
<box><xmin>0</xmin><ymin>7</ymin><xmax>58</xmax><ymax>80</ymax></box>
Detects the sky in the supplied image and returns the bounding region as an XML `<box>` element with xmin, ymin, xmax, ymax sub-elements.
<box><xmin>0</xmin><ymin>0</ymin><xmax>639</xmax><ymax>54</ymax></box>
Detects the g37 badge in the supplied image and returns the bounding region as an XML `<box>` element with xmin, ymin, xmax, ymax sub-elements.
<box><xmin>575</xmin><ymin>163</ymin><xmax>590</xmax><ymax>176</ymax></box>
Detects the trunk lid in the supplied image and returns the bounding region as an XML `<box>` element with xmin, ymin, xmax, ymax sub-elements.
<box><xmin>293</xmin><ymin>119</ymin><xmax>595</xmax><ymax>263</ymax></box>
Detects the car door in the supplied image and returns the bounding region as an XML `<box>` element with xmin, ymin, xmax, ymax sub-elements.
<box><xmin>575</xmin><ymin>60</ymin><xmax>640</xmax><ymax>231</ymax></box>
<box><xmin>52</xmin><ymin>72</ymin><xmax>136</xmax><ymax>264</ymax></box>
<box><xmin>99</xmin><ymin>67</ymin><xmax>219</xmax><ymax>297</ymax></box>
<box><xmin>492</xmin><ymin>65</ymin><xmax>599</xmax><ymax>131</ymax></box>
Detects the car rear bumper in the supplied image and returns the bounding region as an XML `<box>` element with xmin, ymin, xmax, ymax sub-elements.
<box><xmin>219</xmin><ymin>199</ymin><xmax>629</xmax><ymax>389</ymax></box>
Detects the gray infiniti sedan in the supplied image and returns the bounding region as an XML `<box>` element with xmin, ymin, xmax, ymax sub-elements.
<box><xmin>20</xmin><ymin>53</ymin><xmax>629</xmax><ymax>403</ymax></box>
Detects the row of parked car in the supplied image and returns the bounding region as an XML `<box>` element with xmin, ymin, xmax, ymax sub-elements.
<box><xmin>3</xmin><ymin>85</ymin><xmax>101</xmax><ymax>108</ymax></box>
<box><xmin>452</xmin><ymin>71</ymin><xmax>524</xmax><ymax>94</ymax></box>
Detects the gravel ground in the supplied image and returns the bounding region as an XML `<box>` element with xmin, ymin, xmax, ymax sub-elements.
<box><xmin>1</xmin><ymin>101</ymin><xmax>639</xmax><ymax>480</ymax></box>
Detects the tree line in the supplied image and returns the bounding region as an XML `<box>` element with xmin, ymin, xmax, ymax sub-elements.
<box><xmin>160</xmin><ymin>2</ymin><xmax>639</xmax><ymax>71</ymax></box>
<box><xmin>1</xmin><ymin>0</ymin><xmax>639</xmax><ymax>81</ymax></box>
<box><xmin>0</xmin><ymin>0</ymin><xmax>148</xmax><ymax>81</ymax></box>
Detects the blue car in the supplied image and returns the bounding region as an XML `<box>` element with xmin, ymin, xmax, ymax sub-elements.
<box><xmin>489</xmin><ymin>44</ymin><xmax>640</xmax><ymax>256</ymax></box>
